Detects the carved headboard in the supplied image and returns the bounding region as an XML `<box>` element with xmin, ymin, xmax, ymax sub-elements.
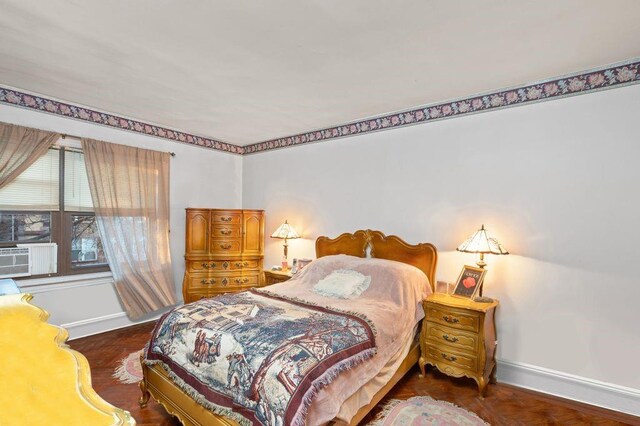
<box><xmin>315</xmin><ymin>229</ymin><xmax>438</xmax><ymax>291</ymax></box>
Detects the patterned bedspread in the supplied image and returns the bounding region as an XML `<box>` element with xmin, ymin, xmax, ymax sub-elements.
<box><xmin>144</xmin><ymin>289</ymin><xmax>377</xmax><ymax>426</ymax></box>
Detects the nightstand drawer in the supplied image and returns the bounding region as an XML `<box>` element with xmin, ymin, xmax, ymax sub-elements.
<box><xmin>425</xmin><ymin>344</ymin><xmax>478</xmax><ymax>372</ymax></box>
<box><xmin>425</xmin><ymin>322</ymin><xmax>478</xmax><ymax>353</ymax></box>
<box><xmin>425</xmin><ymin>303</ymin><xmax>480</xmax><ymax>332</ymax></box>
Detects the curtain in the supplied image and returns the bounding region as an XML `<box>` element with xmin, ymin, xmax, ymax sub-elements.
<box><xmin>0</xmin><ymin>122</ymin><xmax>59</xmax><ymax>189</ymax></box>
<box><xmin>81</xmin><ymin>138</ymin><xmax>177</xmax><ymax>319</ymax></box>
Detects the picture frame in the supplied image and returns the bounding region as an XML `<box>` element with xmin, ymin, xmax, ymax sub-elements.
<box><xmin>452</xmin><ymin>265</ymin><xmax>486</xmax><ymax>299</ymax></box>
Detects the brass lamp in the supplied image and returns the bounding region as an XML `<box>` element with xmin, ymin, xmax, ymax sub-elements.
<box><xmin>270</xmin><ymin>220</ymin><xmax>300</xmax><ymax>261</ymax></box>
<box><xmin>456</xmin><ymin>224</ymin><xmax>509</xmax><ymax>296</ymax></box>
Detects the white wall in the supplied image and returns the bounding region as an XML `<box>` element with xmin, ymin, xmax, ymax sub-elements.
<box><xmin>243</xmin><ymin>85</ymin><xmax>640</xmax><ymax>410</ymax></box>
<box><xmin>0</xmin><ymin>104</ymin><xmax>242</xmax><ymax>337</ymax></box>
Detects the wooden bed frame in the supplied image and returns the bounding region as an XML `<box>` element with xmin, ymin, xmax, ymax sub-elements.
<box><xmin>139</xmin><ymin>229</ymin><xmax>437</xmax><ymax>425</ymax></box>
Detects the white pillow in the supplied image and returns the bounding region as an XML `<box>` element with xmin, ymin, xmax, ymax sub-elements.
<box><xmin>312</xmin><ymin>269</ymin><xmax>371</xmax><ymax>299</ymax></box>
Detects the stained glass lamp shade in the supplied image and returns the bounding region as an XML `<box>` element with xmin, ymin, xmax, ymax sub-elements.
<box><xmin>456</xmin><ymin>224</ymin><xmax>509</xmax><ymax>269</ymax></box>
<box><xmin>270</xmin><ymin>220</ymin><xmax>300</xmax><ymax>259</ymax></box>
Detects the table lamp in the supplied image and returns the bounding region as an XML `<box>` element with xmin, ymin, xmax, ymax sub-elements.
<box><xmin>456</xmin><ymin>224</ymin><xmax>509</xmax><ymax>296</ymax></box>
<box><xmin>270</xmin><ymin>220</ymin><xmax>300</xmax><ymax>269</ymax></box>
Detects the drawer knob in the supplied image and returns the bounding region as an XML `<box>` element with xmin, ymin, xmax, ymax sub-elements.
<box><xmin>443</xmin><ymin>334</ymin><xmax>459</xmax><ymax>343</ymax></box>
<box><xmin>234</xmin><ymin>278</ymin><xmax>250</xmax><ymax>284</ymax></box>
<box><xmin>221</xmin><ymin>278</ymin><xmax>229</xmax><ymax>286</ymax></box>
<box><xmin>441</xmin><ymin>353</ymin><xmax>457</xmax><ymax>362</ymax></box>
<box><xmin>220</xmin><ymin>243</ymin><xmax>232</xmax><ymax>250</ymax></box>
<box><xmin>442</xmin><ymin>315</ymin><xmax>460</xmax><ymax>324</ymax></box>
<box><xmin>221</xmin><ymin>216</ymin><xmax>232</xmax><ymax>222</ymax></box>
<box><xmin>220</xmin><ymin>229</ymin><xmax>232</xmax><ymax>235</ymax></box>
<box><xmin>201</xmin><ymin>262</ymin><xmax>217</xmax><ymax>269</ymax></box>
<box><xmin>200</xmin><ymin>279</ymin><xmax>217</xmax><ymax>285</ymax></box>
<box><xmin>235</xmin><ymin>261</ymin><xmax>249</xmax><ymax>268</ymax></box>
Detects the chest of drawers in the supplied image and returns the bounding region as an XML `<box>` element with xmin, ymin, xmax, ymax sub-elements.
<box><xmin>419</xmin><ymin>293</ymin><xmax>499</xmax><ymax>397</ymax></box>
<box><xmin>183</xmin><ymin>208</ymin><xmax>265</xmax><ymax>303</ymax></box>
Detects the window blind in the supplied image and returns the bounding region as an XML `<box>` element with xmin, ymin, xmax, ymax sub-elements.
<box><xmin>64</xmin><ymin>150</ymin><xmax>94</xmax><ymax>212</ymax></box>
<box><xmin>0</xmin><ymin>148</ymin><xmax>59</xmax><ymax>211</ymax></box>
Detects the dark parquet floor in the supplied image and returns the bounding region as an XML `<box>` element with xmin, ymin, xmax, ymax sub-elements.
<box><xmin>69</xmin><ymin>322</ymin><xmax>640</xmax><ymax>426</ymax></box>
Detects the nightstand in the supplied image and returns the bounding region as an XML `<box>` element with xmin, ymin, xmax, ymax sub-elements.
<box><xmin>263</xmin><ymin>269</ymin><xmax>293</xmax><ymax>285</ymax></box>
<box><xmin>419</xmin><ymin>293</ymin><xmax>499</xmax><ymax>397</ymax></box>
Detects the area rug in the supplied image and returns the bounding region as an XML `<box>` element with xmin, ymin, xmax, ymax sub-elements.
<box><xmin>113</xmin><ymin>349</ymin><xmax>144</xmax><ymax>384</ymax></box>
<box><xmin>369</xmin><ymin>396</ymin><xmax>489</xmax><ymax>425</ymax></box>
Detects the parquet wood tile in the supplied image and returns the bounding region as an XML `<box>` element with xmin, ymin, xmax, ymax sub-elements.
<box><xmin>69</xmin><ymin>321</ymin><xmax>640</xmax><ymax>426</ymax></box>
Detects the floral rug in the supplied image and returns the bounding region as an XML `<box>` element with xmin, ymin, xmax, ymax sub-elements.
<box><xmin>113</xmin><ymin>349</ymin><xmax>144</xmax><ymax>384</ymax></box>
<box><xmin>369</xmin><ymin>396</ymin><xmax>489</xmax><ymax>425</ymax></box>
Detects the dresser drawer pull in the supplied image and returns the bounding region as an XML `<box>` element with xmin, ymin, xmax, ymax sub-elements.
<box><xmin>443</xmin><ymin>334</ymin><xmax>459</xmax><ymax>343</ymax></box>
<box><xmin>221</xmin><ymin>216</ymin><xmax>233</xmax><ymax>222</ymax></box>
<box><xmin>235</xmin><ymin>261</ymin><xmax>249</xmax><ymax>268</ymax></box>
<box><xmin>219</xmin><ymin>243</ymin><xmax>232</xmax><ymax>250</ymax></box>
<box><xmin>442</xmin><ymin>315</ymin><xmax>460</xmax><ymax>324</ymax></box>
<box><xmin>220</xmin><ymin>229</ymin><xmax>233</xmax><ymax>235</ymax></box>
<box><xmin>201</xmin><ymin>262</ymin><xmax>217</xmax><ymax>269</ymax></box>
<box><xmin>200</xmin><ymin>279</ymin><xmax>217</xmax><ymax>285</ymax></box>
<box><xmin>441</xmin><ymin>353</ymin><xmax>457</xmax><ymax>362</ymax></box>
<box><xmin>221</xmin><ymin>278</ymin><xmax>229</xmax><ymax>286</ymax></box>
<box><xmin>235</xmin><ymin>278</ymin><xmax>250</xmax><ymax>284</ymax></box>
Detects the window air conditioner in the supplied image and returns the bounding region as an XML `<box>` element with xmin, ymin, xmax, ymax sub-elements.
<box><xmin>0</xmin><ymin>243</ymin><xmax>58</xmax><ymax>278</ymax></box>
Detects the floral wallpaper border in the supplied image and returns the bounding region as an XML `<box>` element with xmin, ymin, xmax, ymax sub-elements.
<box><xmin>1</xmin><ymin>59</ymin><xmax>638</xmax><ymax>156</ymax></box>
<box><xmin>0</xmin><ymin>87</ymin><xmax>243</xmax><ymax>154</ymax></box>
<box><xmin>243</xmin><ymin>60</ymin><xmax>640</xmax><ymax>154</ymax></box>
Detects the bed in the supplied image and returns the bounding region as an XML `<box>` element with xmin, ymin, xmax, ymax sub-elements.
<box><xmin>139</xmin><ymin>229</ymin><xmax>437</xmax><ymax>425</ymax></box>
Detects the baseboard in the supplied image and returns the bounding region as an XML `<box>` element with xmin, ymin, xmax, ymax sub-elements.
<box><xmin>63</xmin><ymin>311</ymin><xmax>159</xmax><ymax>340</ymax></box>
<box><xmin>497</xmin><ymin>359</ymin><xmax>640</xmax><ymax>417</ymax></box>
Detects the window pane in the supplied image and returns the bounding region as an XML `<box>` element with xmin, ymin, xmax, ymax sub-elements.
<box><xmin>0</xmin><ymin>149</ymin><xmax>59</xmax><ymax>211</ymax></box>
<box><xmin>71</xmin><ymin>215</ymin><xmax>107</xmax><ymax>267</ymax></box>
<box><xmin>64</xmin><ymin>150</ymin><xmax>94</xmax><ymax>212</ymax></box>
<box><xmin>0</xmin><ymin>212</ymin><xmax>52</xmax><ymax>243</ymax></box>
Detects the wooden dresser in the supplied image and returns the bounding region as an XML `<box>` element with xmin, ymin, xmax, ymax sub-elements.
<box><xmin>183</xmin><ymin>208</ymin><xmax>265</xmax><ymax>303</ymax></box>
<box><xmin>419</xmin><ymin>293</ymin><xmax>499</xmax><ymax>397</ymax></box>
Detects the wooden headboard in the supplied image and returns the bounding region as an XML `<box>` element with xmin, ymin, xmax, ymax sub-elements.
<box><xmin>315</xmin><ymin>229</ymin><xmax>438</xmax><ymax>291</ymax></box>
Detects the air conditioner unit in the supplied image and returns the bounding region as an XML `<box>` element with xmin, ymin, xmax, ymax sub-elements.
<box><xmin>17</xmin><ymin>243</ymin><xmax>58</xmax><ymax>276</ymax></box>
<box><xmin>0</xmin><ymin>247</ymin><xmax>31</xmax><ymax>278</ymax></box>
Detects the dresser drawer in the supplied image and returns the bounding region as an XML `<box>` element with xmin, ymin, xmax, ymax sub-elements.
<box><xmin>211</xmin><ymin>211</ymin><xmax>242</xmax><ymax>225</ymax></box>
<box><xmin>210</xmin><ymin>225</ymin><xmax>242</xmax><ymax>239</ymax></box>
<box><xmin>425</xmin><ymin>344</ymin><xmax>478</xmax><ymax>372</ymax></box>
<box><xmin>186</xmin><ymin>272</ymin><xmax>260</xmax><ymax>291</ymax></box>
<box><xmin>210</xmin><ymin>239</ymin><xmax>242</xmax><ymax>255</ymax></box>
<box><xmin>189</xmin><ymin>259</ymin><xmax>260</xmax><ymax>272</ymax></box>
<box><xmin>425</xmin><ymin>322</ymin><xmax>478</xmax><ymax>353</ymax></box>
<box><xmin>425</xmin><ymin>302</ymin><xmax>480</xmax><ymax>332</ymax></box>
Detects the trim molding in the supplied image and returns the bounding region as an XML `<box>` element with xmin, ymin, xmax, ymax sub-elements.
<box><xmin>1</xmin><ymin>59</ymin><xmax>638</xmax><ymax>156</ymax></box>
<box><xmin>244</xmin><ymin>59</ymin><xmax>640</xmax><ymax>154</ymax></box>
<box><xmin>0</xmin><ymin>86</ymin><xmax>243</xmax><ymax>155</ymax></box>
<box><xmin>497</xmin><ymin>359</ymin><xmax>640</xmax><ymax>417</ymax></box>
<box><xmin>63</xmin><ymin>311</ymin><xmax>159</xmax><ymax>340</ymax></box>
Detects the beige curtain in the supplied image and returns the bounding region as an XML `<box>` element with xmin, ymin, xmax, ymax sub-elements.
<box><xmin>0</xmin><ymin>122</ymin><xmax>59</xmax><ymax>189</ymax></box>
<box><xmin>81</xmin><ymin>138</ymin><xmax>177</xmax><ymax>319</ymax></box>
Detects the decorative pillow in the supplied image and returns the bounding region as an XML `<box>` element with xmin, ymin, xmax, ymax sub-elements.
<box><xmin>312</xmin><ymin>269</ymin><xmax>371</xmax><ymax>299</ymax></box>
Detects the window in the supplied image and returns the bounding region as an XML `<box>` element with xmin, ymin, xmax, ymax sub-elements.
<box><xmin>0</xmin><ymin>145</ymin><xmax>109</xmax><ymax>277</ymax></box>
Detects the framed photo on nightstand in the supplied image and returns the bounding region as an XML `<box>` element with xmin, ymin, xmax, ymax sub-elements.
<box><xmin>452</xmin><ymin>265</ymin><xmax>486</xmax><ymax>299</ymax></box>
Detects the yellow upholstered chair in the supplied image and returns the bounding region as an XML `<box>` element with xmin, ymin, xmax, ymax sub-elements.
<box><xmin>0</xmin><ymin>293</ymin><xmax>135</xmax><ymax>426</ymax></box>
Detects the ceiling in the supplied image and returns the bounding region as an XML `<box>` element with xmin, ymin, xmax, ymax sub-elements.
<box><xmin>1</xmin><ymin>1</ymin><xmax>639</xmax><ymax>146</ymax></box>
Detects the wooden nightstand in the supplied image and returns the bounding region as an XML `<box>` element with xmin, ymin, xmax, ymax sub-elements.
<box><xmin>263</xmin><ymin>269</ymin><xmax>293</xmax><ymax>285</ymax></box>
<box><xmin>419</xmin><ymin>293</ymin><xmax>499</xmax><ymax>397</ymax></box>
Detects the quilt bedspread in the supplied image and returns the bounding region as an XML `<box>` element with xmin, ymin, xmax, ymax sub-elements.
<box><xmin>144</xmin><ymin>289</ymin><xmax>376</xmax><ymax>426</ymax></box>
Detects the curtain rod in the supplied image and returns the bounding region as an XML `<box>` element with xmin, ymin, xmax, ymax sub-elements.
<box><xmin>61</xmin><ymin>134</ymin><xmax>176</xmax><ymax>157</ymax></box>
